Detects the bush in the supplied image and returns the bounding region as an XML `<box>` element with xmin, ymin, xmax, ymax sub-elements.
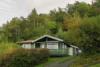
<box><xmin>0</xmin><ymin>48</ymin><xmax>49</xmax><ymax>67</ymax></box>
<box><xmin>0</xmin><ymin>42</ymin><xmax>19</xmax><ymax>55</ymax></box>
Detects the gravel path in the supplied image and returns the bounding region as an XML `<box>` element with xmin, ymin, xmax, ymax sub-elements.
<box><xmin>44</xmin><ymin>59</ymin><xmax>74</xmax><ymax>67</ymax></box>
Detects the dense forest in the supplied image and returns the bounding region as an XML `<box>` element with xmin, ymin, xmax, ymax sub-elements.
<box><xmin>0</xmin><ymin>0</ymin><xmax>100</xmax><ymax>55</ymax></box>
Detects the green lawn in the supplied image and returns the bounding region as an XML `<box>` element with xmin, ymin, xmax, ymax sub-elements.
<box><xmin>70</xmin><ymin>54</ymin><xmax>100</xmax><ymax>67</ymax></box>
<box><xmin>90</xmin><ymin>64</ymin><xmax>100</xmax><ymax>67</ymax></box>
<box><xmin>35</xmin><ymin>56</ymin><xmax>74</xmax><ymax>67</ymax></box>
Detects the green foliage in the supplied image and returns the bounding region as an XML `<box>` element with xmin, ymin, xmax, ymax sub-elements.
<box><xmin>70</xmin><ymin>54</ymin><xmax>100</xmax><ymax>67</ymax></box>
<box><xmin>0</xmin><ymin>42</ymin><xmax>19</xmax><ymax>55</ymax></box>
<box><xmin>1</xmin><ymin>1</ymin><xmax>100</xmax><ymax>56</ymax></box>
<box><xmin>68</xmin><ymin>1</ymin><xmax>97</xmax><ymax>17</ymax></box>
<box><xmin>90</xmin><ymin>64</ymin><xmax>100</xmax><ymax>67</ymax></box>
<box><xmin>92</xmin><ymin>0</ymin><xmax>100</xmax><ymax>15</ymax></box>
<box><xmin>0</xmin><ymin>48</ymin><xmax>49</xmax><ymax>67</ymax></box>
<box><xmin>45</xmin><ymin>21</ymin><xmax>58</xmax><ymax>34</ymax></box>
<box><xmin>79</xmin><ymin>16</ymin><xmax>100</xmax><ymax>53</ymax></box>
<box><xmin>93</xmin><ymin>0</ymin><xmax>100</xmax><ymax>8</ymax></box>
<box><xmin>50</xmin><ymin>8</ymin><xmax>66</xmax><ymax>23</ymax></box>
<box><xmin>2</xmin><ymin>17</ymin><xmax>23</xmax><ymax>42</ymax></box>
<box><xmin>65</xmin><ymin>16</ymin><xmax>100</xmax><ymax>54</ymax></box>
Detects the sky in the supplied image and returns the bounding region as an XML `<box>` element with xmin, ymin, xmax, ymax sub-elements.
<box><xmin>0</xmin><ymin>0</ymin><xmax>92</xmax><ymax>26</ymax></box>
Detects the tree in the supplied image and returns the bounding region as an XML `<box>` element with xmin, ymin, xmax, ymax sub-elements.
<box><xmin>92</xmin><ymin>0</ymin><xmax>100</xmax><ymax>15</ymax></box>
<box><xmin>3</xmin><ymin>17</ymin><xmax>22</xmax><ymax>42</ymax></box>
<box><xmin>93</xmin><ymin>0</ymin><xmax>100</xmax><ymax>8</ymax></box>
<box><xmin>63</xmin><ymin>13</ymin><xmax>81</xmax><ymax>31</ymax></box>
<box><xmin>67</xmin><ymin>1</ymin><xmax>96</xmax><ymax>17</ymax></box>
<box><xmin>65</xmin><ymin>16</ymin><xmax>100</xmax><ymax>54</ymax></box>
<box><xmin>44</xmin><ymin>21</ymin><xmax>58</xmax><ymax>34</ymax></box>
<box><xmin>50</xmin><ymin>8</ymin><xmax>67</xmax><ymax>23</ymax></box>
<box><xmin>28</xmin><ymin>8</ymin><xmax>39</xmax><ymax>29</ymax></box>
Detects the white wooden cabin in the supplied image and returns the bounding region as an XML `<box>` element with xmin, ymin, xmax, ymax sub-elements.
<box><xmin>18</xmin><ymin>35</ymin><xmax>81</xmax><ymax>56</ymax></box>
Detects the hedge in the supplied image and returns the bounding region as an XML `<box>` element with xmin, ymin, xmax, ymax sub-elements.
<box><xmin>0</xmin><ymin>48</ymin><xmax>49</xmax><ymax>67</ymax></box>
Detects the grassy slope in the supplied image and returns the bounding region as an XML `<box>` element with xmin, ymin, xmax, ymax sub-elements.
<box><xmin>70</xmin><ymin>54</ymin><xmax>100</xmax><ymax>67</ymax></box>
<box><xmin>90</xmin><ymin>64</ymin><xmax>100</xmax><ymax>67</ymax></box>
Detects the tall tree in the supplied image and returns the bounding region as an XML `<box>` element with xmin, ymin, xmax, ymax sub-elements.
<box><xmin>92</xmin><ymin>0</ymin><xmax>100</xmax><ymax>15</ymax></box>
<box><xmin>3</xmin><ymin>17</ymin><xmax>22</xmax><ymax>42</ymax></box>
<box><xmin>65</xmin><ymin>16</ymin><xmax>100</xmax><ymax>54</ymax></box>
<box><xmin>50</xmin><ymin>8</ymin><xmax>67</xmax><ymax>23</ymax></box>
<box><xmin>67</xmin><ymin>1</ymin><xmax>96</xmax><ymax>17</ymax></box>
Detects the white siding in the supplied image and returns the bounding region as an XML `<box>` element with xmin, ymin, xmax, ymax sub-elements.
<box><xmin>64</xmin><ymin>45</ymin><xmax>67</xmax><ymax>48</ymax></box>
<box><xmin>68</xmin><ymin>47</ymin><xmax>73</xmax><ymax>56</ymax></box>
<box><xmin>22</xmin><ymin>44</ymin><xmax>31</xmax><ymax>49</ymax></box>
<box><xmin>78</xmin><ymin>49</ymin><xmax>82</xmax><ymax>53</ymax></box>
<box><xmin>41</xmin><ymin>43</ymin><xmax>45</xmax><ymax>48</ymax></box>
<box><xmin>47</xmin><ymin>42</ymin><xmax>58</xmax><ymax>49</ymax></box>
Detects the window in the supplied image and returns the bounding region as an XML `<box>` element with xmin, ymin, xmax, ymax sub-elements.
<box><xmin>58</xmin><ymin>43</ymin><xmax>66</xmax><ymax>49</ymax></box>
<box><xmin>47</xmin><ymin>42</ymin><xmax>58</xmax><ymax>49</ymax></box>
<box><xmin>22</xmin><ymin>44</ymin><xmax>31</xmax><ymax>49</ymax></box>
<box><xmin>35</xmin><ymin>43</ymin><xmax>41</xmax><ymax>48</ymax></box>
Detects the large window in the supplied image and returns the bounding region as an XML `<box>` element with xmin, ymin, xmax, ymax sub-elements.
<box><xmin>47</xmin><ymin>42</ymin><xmax>58</xmax><ymax>49</ymax></box>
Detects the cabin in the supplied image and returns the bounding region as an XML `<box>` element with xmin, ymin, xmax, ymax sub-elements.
<box><xmin>18</xmin><ymin>35</ymin><xmax>81</xmax><ymax>56</ymax></box>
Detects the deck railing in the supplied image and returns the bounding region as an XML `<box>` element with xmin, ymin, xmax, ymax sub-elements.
<box><xmin>49</xmin><ymin>49</ymin><xmax>68</xmax><ymax>56</ymax></box>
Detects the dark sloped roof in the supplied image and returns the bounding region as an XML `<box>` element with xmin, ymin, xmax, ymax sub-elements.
<box><xmin>17</xmin><ymin>35</ymin><xmax>63</xmax><ymax>44</ymax></box>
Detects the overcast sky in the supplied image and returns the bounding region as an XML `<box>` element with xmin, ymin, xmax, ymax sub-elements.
<box><xmin>0</xmin><ymin>0</ymin><xmax>92</xmax><ymax>26</ymax></box>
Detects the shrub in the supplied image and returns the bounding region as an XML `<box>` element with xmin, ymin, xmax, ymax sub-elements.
<box><xmin>0</xmin><ymin>48</ymin><xmax>49</xmax><ymax>67</ymax></box>
<box><xmin>0</xmin><ymin>42</ymin><xmax>19</xmax><ymax>55</ymax></box>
